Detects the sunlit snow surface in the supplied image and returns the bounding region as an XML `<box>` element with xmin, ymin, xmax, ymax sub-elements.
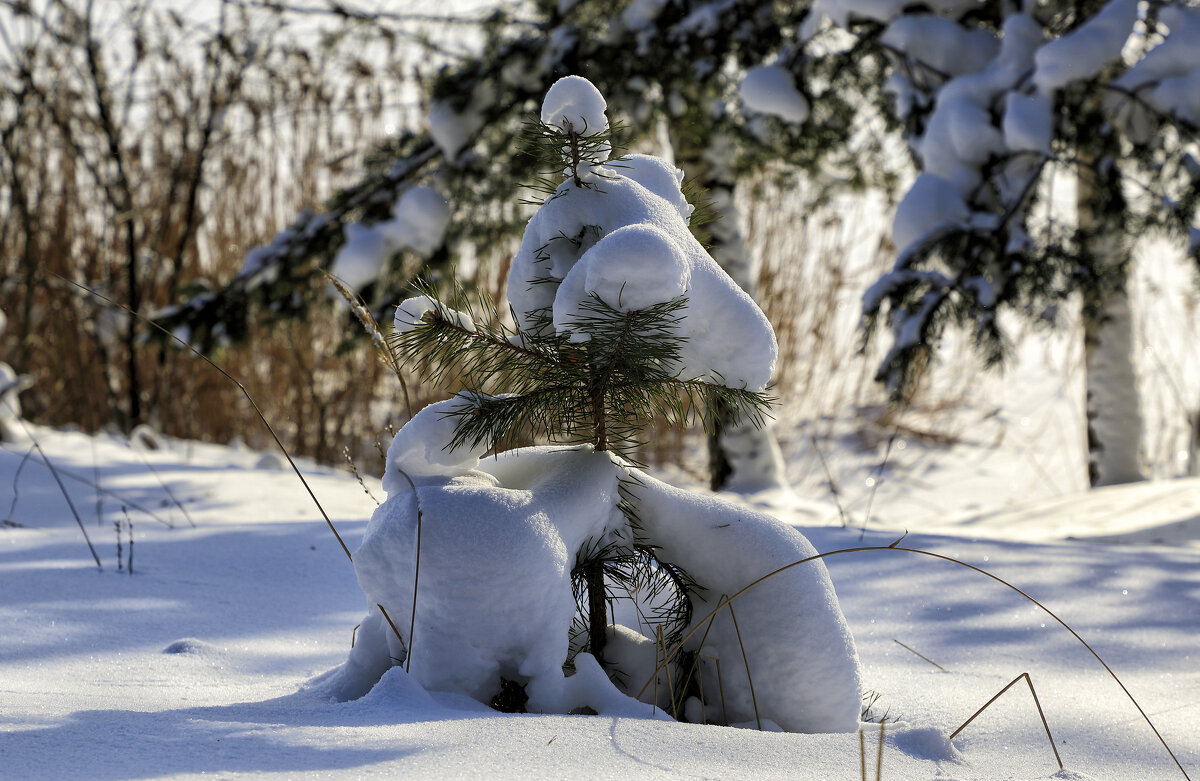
<box><xmin>1</xmin><ymin>426</ymin><xmax>1197</xmax><ymax>779</ymax></box>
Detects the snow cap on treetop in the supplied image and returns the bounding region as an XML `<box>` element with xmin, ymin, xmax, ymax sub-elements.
<box><xmin>541</xmin><ymin>75</ymin><xmax>609</xmax><ymax>135</ymax></box>
<box><xmin>510</xmin><ymin>77</ymin><xmax>778</xmax><ymax>390</ymax></box>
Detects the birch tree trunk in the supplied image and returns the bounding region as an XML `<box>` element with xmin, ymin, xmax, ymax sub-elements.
<box><xmin>1078</xmin><ymin>162</ymin><xmax>1144</xmax><ymax>487</ymax></box>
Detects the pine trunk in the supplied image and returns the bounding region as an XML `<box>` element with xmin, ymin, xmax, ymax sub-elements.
<box><xmin>1078</xmin><ymin>161</ymin><xmax>1144</xmax><ymax>487</ymax></box>
<box><xmin>673</xmin><ymin>134</ymin><xmax>788</xmax><ymax>493</ymax></box>
<box><xmin>587</xmin><ymin>378</ymin><xmax>607</xmax><ymax>662</ymax></box>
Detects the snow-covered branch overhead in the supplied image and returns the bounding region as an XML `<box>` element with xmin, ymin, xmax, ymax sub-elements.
<box><xmin>800</xmin><ymin>0</ymin><xmax>1200</xmax><ymax>392</ymax></box>
<box><xmin>153</xmin><ymin>0</ymin><xmax>885</xmax><ymax>353</ymax></box>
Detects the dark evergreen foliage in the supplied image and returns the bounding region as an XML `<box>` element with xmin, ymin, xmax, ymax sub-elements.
<box><xmin>154</xmin><ymin>0</ymin><xmax>895</xmax><ymax>355</ymax></box>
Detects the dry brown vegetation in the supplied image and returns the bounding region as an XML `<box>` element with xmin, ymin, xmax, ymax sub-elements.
<box><xmin>0</xmin><ymin>0</ymin><xmax>987</xmax><ymax>478</ymax></box>
<box><xmin>0</xmin><ymin>0</ymin><xmax>443</xmax><ymax>467</ymax></box>
<box><xmin>0</xmin><ymin>0</ymin><xmax>896</xmax><ymax>474</ymax></box>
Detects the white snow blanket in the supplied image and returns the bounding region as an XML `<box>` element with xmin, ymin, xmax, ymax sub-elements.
<box><xmin>332</xmin><ymin>400</ymin><xmax>862</xmax><ymax>732</ymax></box>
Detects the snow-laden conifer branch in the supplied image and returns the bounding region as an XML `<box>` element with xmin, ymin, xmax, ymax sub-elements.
<box><xmin>386</xmin><ymin>283</ymin><xmax>562</xmax><ymax>397</ymax></box>
<box><xmin>519</xmin><ymin>113</ymin><xmax>627</xmax><ymax>193</ymax></box>
<box><xmin>392</xmin><ymin>289</ymin><xmax>773</xmax><ymax>461</ymax></box>
<box><xmin>158</xmin><ymin>0</ymin><xmax>890</xmax><ymax>353</ymax></box>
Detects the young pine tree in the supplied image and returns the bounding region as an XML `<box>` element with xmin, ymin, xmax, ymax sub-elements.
<box><xmin>386</xmin><ymin>76</ymin><xmax>776</xmax><ymax>668</ymax></box>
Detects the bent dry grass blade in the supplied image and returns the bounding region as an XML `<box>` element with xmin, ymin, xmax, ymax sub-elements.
<box><xmin>634</xmin><ymin>543</ymin><xmax>1191</xmax><ymax>781</ymax></box>
<box><xmin>3</xmin><ymin>400</ymin><xmax>101</xmax><ymax>568</ymax></box>
<box><xmin>55</xmin><ymin>273</ymin><xmax>354</xmax><ymax>561</ymax></box>
<box><xmin>950</xmin><ymin>672</ymin><xmax>1063</xmax><ymax>772</ymax></box>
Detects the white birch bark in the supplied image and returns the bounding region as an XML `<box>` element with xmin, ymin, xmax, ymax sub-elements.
<box><xmin>1079</xmin><ymin>162</ymin><xmax>1145</xmax><ymax>487</ymax></box>
<box><xmin>1084</xmin><ymin>284</ymin><xmax>1144</xmax><ymax>486</ymax></box>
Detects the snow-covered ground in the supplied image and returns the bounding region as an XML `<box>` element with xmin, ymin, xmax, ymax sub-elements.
<box><xmin>1</xmin><ymin>418</ymin><xmax>1196</xmax><ymax>780</ymax></box>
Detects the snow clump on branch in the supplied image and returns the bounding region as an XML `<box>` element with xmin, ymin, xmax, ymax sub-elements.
<box><xmin>739</xmin><ymin>65</ymin><xmax>811</xmax><ymax>124</ymax></box>
<box><xmin>330</xmin><ymin>186</ymin><xmax>451</xmax><ymax>292</ymax></box>
<box><xmin>510</xmin><ymin>77</ymin><xmax>778</xmax><ymax>390</ymax></box>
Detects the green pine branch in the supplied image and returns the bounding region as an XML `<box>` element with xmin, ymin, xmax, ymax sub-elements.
<box><xmin>385</xmin><ymin>285</ymin><xmax>773</xmax><ymax>462</ymax></box>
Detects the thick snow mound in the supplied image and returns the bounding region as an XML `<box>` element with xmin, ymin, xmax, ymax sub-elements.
<box><xmin>553</xmin><ymin>224</ymin><xmax>691</xmax><ymax>334</ymax></box>
<box><xmin>541</xmin><ymin>75</ymin><xmax>609</xmax><ymax>135</ymax></box>
<box><xmin>628</xmin><ymin>470</ymin><xmax>864</xmax><ymax>733</ymax></box>
<box><xmin>345</xmin><ymin>444</ymin><xmax>863</xmax><ymax>733</ymax></box>
<box><xmin>351</xmin><ymin>446</ymin><xmax>655</xmax><ymax>716</ymax></box>
<box><xmin>508</xmin><ymin>164</ymin><xmax>777</xmax><ymax>390</ymax></box>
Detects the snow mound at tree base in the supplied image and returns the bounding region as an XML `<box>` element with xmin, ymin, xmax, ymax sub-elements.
<box><xmin>326</xmin><ymin>434</ymin><xmax>862</xmax><ymax>731</ymax></box>
<box><xmin>627</xmin><ymin>468</ymin><xmax>865</xmax><ymax>733</ymax></box>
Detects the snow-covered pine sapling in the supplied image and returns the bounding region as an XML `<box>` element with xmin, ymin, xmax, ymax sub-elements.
<box><xmin>338</xmin><ymin>77</ymin><xmax>862</xmax><ymax>730</ymax></box>
<box><xmin>388</xmin><ymin>77</ymin><xmax>771</xmax><ymax>668</ymax></box>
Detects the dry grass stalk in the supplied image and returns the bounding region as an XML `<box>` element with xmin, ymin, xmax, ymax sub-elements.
<box><xmin>3</xmin><ymin>402</ymin><xmax>101</xmax><ymax>567</ymax></box>
<box><xmin>891</xmin><ymin>639</ymin><xmax>947</xmax><ymax>672</ymax></box>
<box><xmin>388</xmin><ymin>465</ymin><xmax>425</xmax><ymax>673</ymax></box>
<box><xmin>718</xmin><ymin>594</ymin><xmax>761</xmax><ymax>730</ymax></box>
<box><xmin>949</xmin><ymin>672</ymin><xmax>1063</xmax><ymax>772</ymax></box>
<box><xmin>632</xmin><ymin>543</ymin><xmax>1190</xmax><ymax>780</ymax></box>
